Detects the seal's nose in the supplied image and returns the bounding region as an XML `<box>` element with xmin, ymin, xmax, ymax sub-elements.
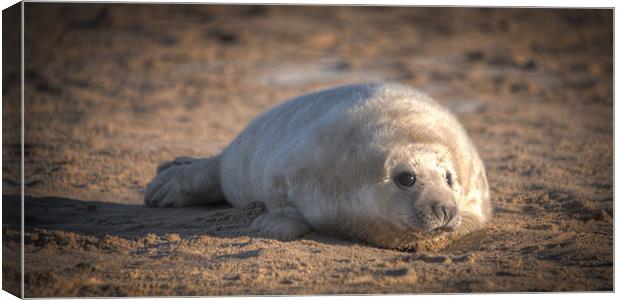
<box><xmin>432</xmin><ymin>201</ymin><xmax>458</xmax><ymax>227</ymax></box>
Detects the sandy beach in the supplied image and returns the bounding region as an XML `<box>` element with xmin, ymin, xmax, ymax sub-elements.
<box><xmin>2</xmin><ymin>4</ymin><xmax>613</xmax><ymax>296</ymax></box>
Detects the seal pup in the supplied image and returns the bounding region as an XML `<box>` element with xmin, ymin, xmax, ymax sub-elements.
<box><xmin>145</xmin><ymin>83</ymin><xmax>491</xmax><ymax>248</ymax></box>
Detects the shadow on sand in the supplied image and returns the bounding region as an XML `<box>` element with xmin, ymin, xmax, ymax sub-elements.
<box><xmin>2</xmin><ymin>194</ymin><xmax>355</xmax><ymax>247</ymax></box>
<box><xmin>4</xmin><ymin>194</ymin><xmax>252</xmax><ymax>238</ymax></box>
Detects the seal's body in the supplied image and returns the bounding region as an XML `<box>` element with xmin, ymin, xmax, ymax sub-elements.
<box><xmin>145</xmin><ymin>83</ymin><xmax>491</xmax><ymax>248</ymax></box>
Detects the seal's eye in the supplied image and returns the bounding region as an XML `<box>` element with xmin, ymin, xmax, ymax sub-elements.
<box><xmin>446</xmin><ymin>171</ymin><xmax>453</xmax><ymax>187</ymax></box>
<box><xmin>394</xmin><ymin>172</ymin><xmax>416</xmax><ymax>189</ymax></box>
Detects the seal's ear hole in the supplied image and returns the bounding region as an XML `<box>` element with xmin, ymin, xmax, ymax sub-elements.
<box><xmin>446</xmin><ymin>171</ymin><xmax>454</xmax><ymax>187</ymax></box>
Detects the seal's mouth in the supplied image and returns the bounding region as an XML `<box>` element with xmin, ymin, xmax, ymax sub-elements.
<box><xmin>403</xmin><ymin>212</ymin><xmax>462</xmax><ymax>235</ymax></box>
<box><xmin>430</xmin><ymin>225</ymin><xmax>457</xmax><ymax>234</ymax></box>
<box><xmin>400</xmin><ymin>223</ymin><xmax>453</xmax><ymax>239</ymax></box>
<box><xmin>429</xmin><ymin>215</ymin><xmax>462</xmax><ymax>234</ymax></box>
<box><xmin>391</xmin><ymin>227</ymin><xmax>458</xmax><ymax>253</ymax></box>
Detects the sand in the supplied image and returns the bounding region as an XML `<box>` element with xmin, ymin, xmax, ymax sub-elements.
<box><xmin>2</xmin><ymin>4</ymin><xmax>613</xmax><ymax>296</ymax></box>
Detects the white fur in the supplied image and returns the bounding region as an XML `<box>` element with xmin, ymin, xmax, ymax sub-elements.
<box><xmin>146</xmin><ymin>83</ymin><xmax>491</xmax><ymax>248</ymax></box>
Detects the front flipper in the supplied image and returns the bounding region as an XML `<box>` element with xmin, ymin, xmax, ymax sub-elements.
<box><xmin>251</xmin><ymin>209</ymin><xmax>312</xmax><ymax>240</ymax></box>
<box><xmin>144</xmin><ymin>156</ymin><xmax>224</xmax><ymax>207</ymax></box>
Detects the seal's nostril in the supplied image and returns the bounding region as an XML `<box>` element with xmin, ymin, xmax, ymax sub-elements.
<box><xmin>432</xmin><ymin>203</ymin><xmax>446</xmax><ymax>221</ymax></box>
<box><xmin>432</xmin><ymin>202</ymin><xmax>457</xmax><ymax>225</ymax></box>
<box><xmin>445</xmin><ymin>206</ymin><xmax>458</xmax><ymax>226</ymax></box>
<box><xmin>445</xmin><ymin>208</ymin><xmax>455</xmax><ymax>224</ymax></box>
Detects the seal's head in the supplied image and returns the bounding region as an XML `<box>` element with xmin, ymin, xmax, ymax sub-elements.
<box><xmin>289</xmin><ymin>84</ymin><xmax>490</xmax><ymax>249</ymax></box>
<box><xmin>382</xmin><ymin>144</ymin><xmax>463</xmax><ymax>234</ymax></box>
<box><xmin>324</xmin><ymin>141</ymin><xmax>488</xmax><ymax>249</ymax></box>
